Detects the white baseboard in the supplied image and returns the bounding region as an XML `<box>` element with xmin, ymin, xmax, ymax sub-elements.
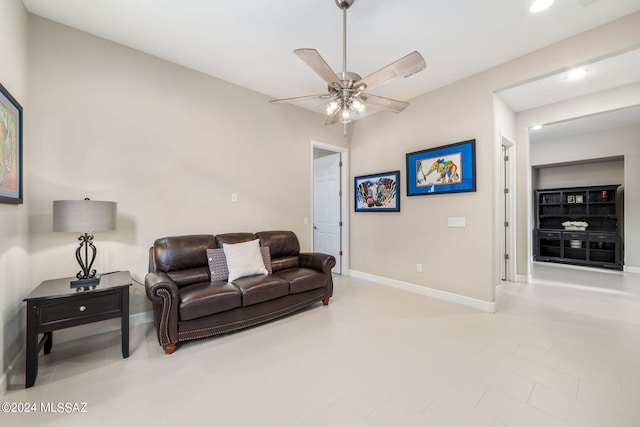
<box><xmin>533</xmin><ymin>260</ymin><xmax>637</xmax><ymax>275</ymax></box>
<box><xmin>1</xmin><ymin>312</ymin><xmax>153</xmax><ymax>393</ymax></box>
<box><xmin>515</xmin><ymin>274</ymin><xmax>529</xmax><ymax>283</ymax></box>
<box><xmin>349</xmin><ymin>270</ymin><xmax>496</xmax><ymax>313</ymax></box>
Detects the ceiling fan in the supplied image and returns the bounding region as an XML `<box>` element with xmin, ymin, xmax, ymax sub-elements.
<box><xmin>270</xmin><ymin>0</ymin><xmax>426</xmax><ymax>129</ymax></box>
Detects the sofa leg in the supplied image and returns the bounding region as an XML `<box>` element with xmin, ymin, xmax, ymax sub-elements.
<box><xmin>322</xmin><ymin>298</ymin><xmax>330</xmax><ymax>306</ymax></box>
<box><xmin>163</xmin><ymin>344</ymin><xmax>177</xmax><ymax>355</ymax></box>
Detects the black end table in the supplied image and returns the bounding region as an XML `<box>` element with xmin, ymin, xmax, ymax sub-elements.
<box><xmin>23</xmin><ymin>271</ymin><xmax>131</xmax><ymax>388</ymax></box>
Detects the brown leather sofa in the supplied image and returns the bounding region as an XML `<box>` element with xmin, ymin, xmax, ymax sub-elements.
<box><xmin>145</xmin><ymin>230</ymin><xmax>336</xmax><ymax>354</ymax></box>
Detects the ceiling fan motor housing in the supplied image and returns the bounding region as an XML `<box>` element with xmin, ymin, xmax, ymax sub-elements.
<box><xmin>336</xmin><ymin>0</ymin><xmax>355</xmax><ymax>10</ymax></box>
<box><xmin>339</xmin><ymin>71</ymin><xmax>361</xmax><ymax>86</ymax></box>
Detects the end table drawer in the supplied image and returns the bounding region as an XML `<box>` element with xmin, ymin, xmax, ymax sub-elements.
<box><xmin>39</xmin><ymin>293</ymin><xmax>121</xmax><ymax>325</ymax></box>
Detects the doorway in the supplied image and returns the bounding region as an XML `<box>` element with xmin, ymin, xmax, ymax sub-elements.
<box><xmin>312</xmin><ymin>143</ymin><xmax>348</xmax><ymax>274</ymax></box>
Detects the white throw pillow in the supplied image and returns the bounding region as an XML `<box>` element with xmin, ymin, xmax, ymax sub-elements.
<box><xmin>223</xmin><ymin>239</ymin><xmax>268</xmax><ymax>282</ymax></box>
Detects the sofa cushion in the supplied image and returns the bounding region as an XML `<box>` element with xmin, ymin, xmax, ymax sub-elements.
<box><xmin>256</xmin><ymin>231</ymin><xmax>300</xmax><ymax>257</ymax></box>
<box><xmin>152</xmin><ymin>235</ymin><xmax>216</xmax><ymax>287</ymax></box>
<box><xmin>223</xmin><ymin>239</ymin><xmax>268</xmax><ymax>282</ymax></box>
<box><xmin>270</xmin><ymin>256</ymin><xmax>300</xmax><ymax>272</ymax></box>
<box><xmin>256</xmin><ymin>231</ymin><xmax>300</xmax><ymax>272</ymax></box>
<box><xmin>274</xmin><ymin>268</ymin><xmax>327</xmax><ymax>294</ymax></box>
<box><xmin>168</xmin><ymin>267</ymin><xmax>211</xmax><ymax>288</ymax></box>
<box><xmin>179</xmin><ymin>281</ymin><xmax>242</xmax><ymax>321</ymax></box>
<box><xmin>215</xmin><ymin>232</ymin><xmax>257</xmax><ymax>247</ymax></box>
<box><xmin>232</xmin><ymin>275</ymin><xmax>289</xmax><ymax>306</ymax></box>
<box><xmin>207</xmin><ymin>247</ymin><xmax>272</xmax><ymax>281</ymax></box>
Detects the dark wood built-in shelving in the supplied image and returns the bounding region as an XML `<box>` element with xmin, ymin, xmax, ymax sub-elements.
<box><xmin>534</xmin><ymin>185</ymin><xmax>623</xmax><ymax>270</ymax></box>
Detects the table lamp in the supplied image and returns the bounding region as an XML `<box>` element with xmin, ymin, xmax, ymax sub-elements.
<box><xmin>53</xmin><ymin>198</ymin><xmax>117</xmax><ymax>288</ymax></box>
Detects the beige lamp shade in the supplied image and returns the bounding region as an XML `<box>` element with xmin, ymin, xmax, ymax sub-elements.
<box><xmin>53</xmin><ymin>200</ymin><xmax>117</xmax><ymax>233</ymax></box>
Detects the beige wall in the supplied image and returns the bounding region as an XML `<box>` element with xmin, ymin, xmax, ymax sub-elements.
<box><xmin>0</xmin><ymin>0</ymin><xmax>30</xmax><ymax>385</ymax></box>
<box><xmin>27</xmin><ymin>16</ymin><xmax>349</xmax><ymax>315</ymax></box>
<box><xmin>350</xmin><ymin>78</ymin><xmax>495</xmax><ymax>302</ymax></box>
<box><xmin>350</xmin><ymin>12</ymin><xmax>640</xmax><ymax>302</ymax></box>
<box><xmin>534</xmin><ymin>159</ymin><xmax>624</xmax><ymax>190</ymax></box>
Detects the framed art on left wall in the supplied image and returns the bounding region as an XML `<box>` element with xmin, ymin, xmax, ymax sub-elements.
<box><xmin>354</xmin><ymin>171</ymin><xmax>400</xmax><ymax>212</ymax></box>
<box><xmin>0</xmin><ymin>82</ymin><xmax>23</xmax><ymax>204</ymax></box>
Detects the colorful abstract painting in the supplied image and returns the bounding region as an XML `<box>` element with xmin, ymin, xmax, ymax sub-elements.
<box><xmin>406</xmin><ymin>140</ymin><xmax>476</xmax><ymax>196</ymax></box>
<box><xmin>355</xmin><ymin>171</ymin><xmax>400</xmax><ymax>212</ymax></box>
<box><xmin>0</xmin><ymin>82</ymin><xmax>22</xmax><ymax>204</ymax></box>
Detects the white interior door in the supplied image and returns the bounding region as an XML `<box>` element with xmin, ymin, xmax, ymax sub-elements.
<box><xmin>313</xmin><ymin>153</ymin><xmax>341</xmax><ymax>274</ymax></box>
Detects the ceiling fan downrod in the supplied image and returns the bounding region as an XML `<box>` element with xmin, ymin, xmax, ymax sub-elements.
<box><xmin>336</xmin><ymin>0</ymin><xmax>357</xmax><ymax>134</ymax></box>
<box><xmin>336</xmin><ymin>0</ymin><xmax>355</xmax><ymax>80</ymax></box>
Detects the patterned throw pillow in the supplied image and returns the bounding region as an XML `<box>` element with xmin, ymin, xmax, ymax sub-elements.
<box><xmin>206</xmin><ymin>246</ymin><xmax>272</xmax><ymax>281</ymax></box>
<box><xmin>207</xmin><ymin>248</ymin><xmax>229</xmax><ymax>281</ymax></box>
<box><xmin>261</xmin><ymin>247</ymin><xmax>272</xmax><ymax>274</ymax></box>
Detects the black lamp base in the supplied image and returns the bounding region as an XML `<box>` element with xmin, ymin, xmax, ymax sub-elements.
<box><xmin>71</xmin><ymin>232</ymin><xmax>99</xmax><ymax>290</ymax></box>
<box><xmin>70</xmin><ymin>277</ymin><xmax>99</xmax><ymax>289</ymax></box>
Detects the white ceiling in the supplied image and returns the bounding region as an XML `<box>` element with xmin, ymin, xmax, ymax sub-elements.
<box><xmin>22</xmin><ymin>0</ymin><xmax>640</xmax><ymax>117</ymax></box>
<box><xmin>497</xmin><ymin>48</ymin><xmax>640</xmax><ymax>113</ymax></box>
<box><xmin>528</xmin><ymin>104</ymin><xmax>640</xmax><ymax>143</ymax></box>
<box><xmin>497</xmin><ymin>46</ymin><xmax>640</xmax><ymax>143</ymax></box>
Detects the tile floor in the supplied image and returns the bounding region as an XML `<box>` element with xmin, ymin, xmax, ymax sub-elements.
<box><xmin>3</xmin><ymin>264</ymin><xmax>640</xmax><ymax>426</ymax></box>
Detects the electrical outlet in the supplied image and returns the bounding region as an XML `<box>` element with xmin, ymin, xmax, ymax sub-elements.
<box><xmin>417</xmin><ymin>263</ymin><xmax>423</xmax><ymax>273</ymax></box>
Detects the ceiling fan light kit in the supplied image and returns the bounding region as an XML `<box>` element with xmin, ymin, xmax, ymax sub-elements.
<box><xmin>529</xmin><ymin>0</ymin><xmax>555</xmax><ymax>13</ymax></box>
<box><xmin>270</xmin><ymin>0</ymin><xmax>426</xmax><ymax>132</ymax></box>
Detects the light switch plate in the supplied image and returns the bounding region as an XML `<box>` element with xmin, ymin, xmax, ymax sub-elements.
<box><xmin>448</xmin><ymin>217</ymin><xmax>466</xmax><ymax>228</ymax></box>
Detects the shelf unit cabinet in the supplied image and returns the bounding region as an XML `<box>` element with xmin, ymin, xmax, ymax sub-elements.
<box><xmin>534</xmin><ymin>185</ymin><xmax>623</xmax><ymax>270</ymax></box>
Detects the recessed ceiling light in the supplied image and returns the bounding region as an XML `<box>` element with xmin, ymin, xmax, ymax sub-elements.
<box><xmin>530</xmin><ymin>124</ymin><xmax>544</xmax><ymax>130</ymax></box>
<box><xmin>530</xmin><ymin>0</ymin><xmax>555</xmax><ymax>13</ymax></box>
<box><xmin>565</xmin><ymin>68</ymin><xmax>588</xmax><ymax>80</ymax></box>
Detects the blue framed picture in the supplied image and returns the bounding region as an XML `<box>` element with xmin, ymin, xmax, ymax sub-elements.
<box><xmin>354</xmin><ymin>170</ymin><xmax>400</xmax><ymax>212</ymax></box>
<box><xmin>406</xmin><ymin>139</ymin><xmax>476</xmax><ymax>196</ymax></box>
<box><xmin>0</xmin><ymin>82</ymin><xmax>23</xmax><ymax>204</ymax></box>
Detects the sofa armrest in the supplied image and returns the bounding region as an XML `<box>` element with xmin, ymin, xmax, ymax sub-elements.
<box><xmin>300</xmin><ymin>252</ymin><xmax>336</xmax><ymax>275</ymax></box>
<box><xmin>145</xmin><ymin>272</ymin><xmax>180</xmax><ymax>347</ymax></box>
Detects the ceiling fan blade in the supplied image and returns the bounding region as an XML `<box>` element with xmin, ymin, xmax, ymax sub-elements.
<box><xmin>355</xmin><ymin>51</ymin><xmax>426</xmax><ymax>91</ymax></box>
<box><xmin>362</xmin><ymin>94</ymin><xmax>409</xmax><ymax>113</ymax></box>
<box><xmin>294</xmin><ymin>48</ymin><xmax>342</xmax><ymax>87</ymax></box>
<box><xmin>269</xmin><ymin>94</ymin><xmax>328</xmax><ymax>104</ymax></box>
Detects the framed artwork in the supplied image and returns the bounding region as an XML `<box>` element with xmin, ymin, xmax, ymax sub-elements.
<box><xmin>567</xmin><ymin>195</ymin><xmax>575</xmax><ymax>204</ymax></box>
<box><xmin>0</xmin><ymin>82</ymin><xmax>23</xmax><ymax>204</ymax></box>
<box><xmin>354</xmin><ymin>170</ymin><xmax>400</xmax><ymax>212</ymax></box>
<box><xmin>406</xmin><ymin>139</ymin><xmax>476</xmax><ymax>196</ymax></box>
<box><xmin>575</xmin><ymin>195</ymin><xmax>584</xmax><ymax>204</ymax></box>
